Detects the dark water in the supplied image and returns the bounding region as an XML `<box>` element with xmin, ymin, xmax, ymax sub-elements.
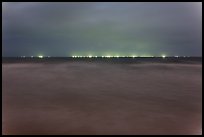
<box><xmin>2</xmin><ymin>58</ymin><xmax>202</xmax><ymax>135</ymax></box>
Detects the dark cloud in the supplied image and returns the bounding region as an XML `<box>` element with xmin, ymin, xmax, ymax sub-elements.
<box><xmin>2</xmin><ymin>2</ymin><xmax>202</xmax><ymax>57</ymax></box>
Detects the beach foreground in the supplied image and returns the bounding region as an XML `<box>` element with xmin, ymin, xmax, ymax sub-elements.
<box><xmin>2</xmin><ymin>59</ymin><xmax>202</xmax><ymax>135</ymax></box>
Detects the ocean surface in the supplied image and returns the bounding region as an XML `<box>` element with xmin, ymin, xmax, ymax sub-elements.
<box><xmin>2</xmin><ymin>57</ymin><xmax>202</xmax><ymax>135</ymax></box>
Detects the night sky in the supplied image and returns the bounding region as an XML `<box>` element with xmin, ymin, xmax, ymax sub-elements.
<box><xmin>2</xmin><ymin>2</ymin><xmax>202</xmax><ymax>57</ymax></box>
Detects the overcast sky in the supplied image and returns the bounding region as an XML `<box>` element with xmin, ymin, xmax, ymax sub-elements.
<box><xmin>2</xmin><ymin>2</ymin><xmax>202</xmax><ymax>57</ymax></box>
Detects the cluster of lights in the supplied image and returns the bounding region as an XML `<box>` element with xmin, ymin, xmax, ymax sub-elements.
<box><xmin>72</xmin><ymin>55</ymin><xmax>122</xmax><ymax>58</ymax></box>
<box><xmin>19</xmin><ymin>55</ymin><xmax>48</xmax><ymax>58</ymax></box>
<box><xmin>71</xmin><ymin>55</ymin><xmax>164</xmax><ymax>58</ymax></box>
<box><xmin>72</xmin><ymin>56</ymin><xmax>86</xmax><ymax>58</ymax></box>
<box><xmin>18</xmin><ymin>55</ymin><xmax>191</xmax><ymax>59</ymax></box>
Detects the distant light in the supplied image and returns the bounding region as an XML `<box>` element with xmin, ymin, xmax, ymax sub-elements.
<box><xmin>38</xmin><ymin>55</ymin><xmax>43</xmax><ymax>58</ymax></box>
<box><xmin>116</xmin><ymin>56</ymin><xmax>119</xmax><ymax>58</ymax></box>
<box><xmin>175</xmin><ymin>56</ymin><xmax>179</xmax><ymax>58</ymax></box>
<box><xmin>95</xmin><ymin>56</ymin><xmax>97</xmax><ymax>58</ymax></box>
<box><xmin>88</xmin><ymin>55</ymin><xmax>92</xmax><ymax>58</ymax></box>
<box><xmin>105</xmin><ymin>55</ymin><xmax>111</xmax><ymax>58</ymax></box>
<box><xmin>31</xmin><ymin>56</ymin><xmax>33</xmax><ymax>58</ymax></box>
<box><xmin>47</xmin><ymin>56</ymin><xmax>50</xmax><ymax>58</ymax></box>
<box><xmin>162</xmin><ymin>55</ymin><xmax>166</xmax><ymax>58</ymax></box>
<box><xmin>21</xmin><ymin>56</ymin><xmax>25</xmax><ymax>58</ymax></box>
<box><xmin>132</xmin><ymin>55</ymin><xmax>136</xmax><ymax>58</ymax></box>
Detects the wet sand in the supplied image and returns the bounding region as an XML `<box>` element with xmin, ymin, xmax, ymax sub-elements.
<box><xmin>2</xmin><ymin>59</ymin><xmax>202</xmax><ymax>135</ymax></box>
